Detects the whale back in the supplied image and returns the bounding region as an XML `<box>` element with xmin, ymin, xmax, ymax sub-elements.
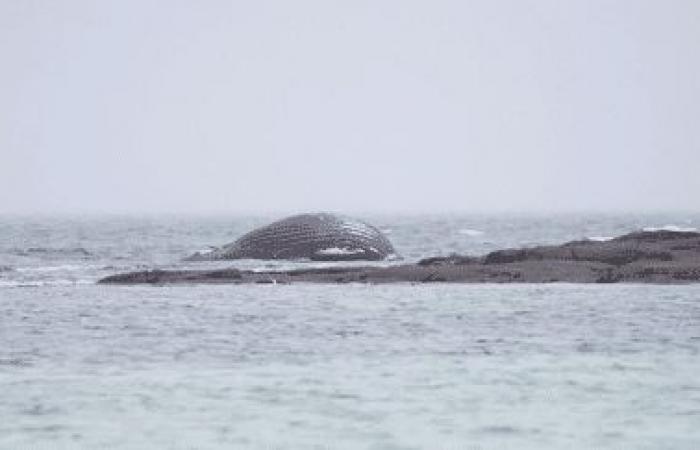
<box><xmin>193</xmin><ymin>213</ymin><xmax>396</xmax><ymax>261</ymax></box>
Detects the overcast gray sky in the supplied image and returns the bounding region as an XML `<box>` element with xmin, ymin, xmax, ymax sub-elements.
<box><xmin>1</xmin><ymin>0</ymin><xmax>698</xmax><ymax>214</ymax></box>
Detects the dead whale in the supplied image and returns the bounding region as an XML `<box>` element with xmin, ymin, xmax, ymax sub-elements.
<box><xmin>186</xmin><ymin>213</ymin><xmax>397</xmax><ymax>261</ymax></box>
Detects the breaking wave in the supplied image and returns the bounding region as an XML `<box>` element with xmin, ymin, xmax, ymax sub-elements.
<box><xmin>458</xmin><ymin>229</ymin><xmax>485</xmax><ymax>237</ymax></box>
<box><xmin>643</xmin><ymin>225</ymin><xmax>698</xmax><ymax>233</ymax></box>
<box><xmin>0</xmin><ymin>280</ymin><xmax>94</xmax><ymax>288</ymax></box>
<box><xmin>11</xmin><ymin>247</ymin><xmax>94</xmax><ymax>257</ymax></box>
<box><xmin>586</xmin><ymin>236</ymin><xmax>614</xmax><ymax>242</ymax></box>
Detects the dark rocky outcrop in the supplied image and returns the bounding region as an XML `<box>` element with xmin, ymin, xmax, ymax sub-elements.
<box><xmin>100</xmin><ymin>230</ymin><xmax>700</xmax><ymax>285</ymax></box>
<box><xmin>483</xmin><ymin>239</ymin><xmax>674</xmax><ymax>266</ymax></box>
<box><xmin>101</xmin><ymin>268</ymin><xmax>242</xmax><ymax>284</ymax></box>
<box><xmin>418</xmin><ymin>254</ymin><xmax>480</xmax><ymax>266</ymax></box>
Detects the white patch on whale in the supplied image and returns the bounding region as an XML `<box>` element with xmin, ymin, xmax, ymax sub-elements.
<box><xmin>315</xmin><ymin>247</ymin><xmax>366</xmax><ymax>256</ymax></box>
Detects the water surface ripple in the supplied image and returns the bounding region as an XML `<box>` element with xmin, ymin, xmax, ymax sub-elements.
<box><xmin>1</xmin><ymin>214</ymin><xmax>699</xmax><ymax>449</ymax></box>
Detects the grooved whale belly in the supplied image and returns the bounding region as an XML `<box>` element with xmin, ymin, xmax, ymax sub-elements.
<box><xmin>187</xmin><ymin>213</ymin><xmax>396</xmax><ymax>261</ymax></box>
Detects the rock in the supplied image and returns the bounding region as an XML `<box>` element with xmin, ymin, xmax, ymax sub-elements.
<box><xmin>100</xmin><ymin>268</ymin><xmax>242</xmax><ymax>284</ymax></box>
<box><xmin>484</xmin><ymin>240</ymin><xmax>675</xmax><ymax>266</ymax></box>
<box><xmin>418</xmin><ymin>254</ymin><xmax>479</xmax><ymax>266</ymax></box>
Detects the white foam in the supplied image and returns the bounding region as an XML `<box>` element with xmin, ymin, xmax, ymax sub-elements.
<box><xmin>15</xmin><ymin>264</ymin><xmax>89</xmax><ymax>273</ymax></box>
<box><xmin>642</xmin><ymin>225</ymin><xmax>698</xmax><ymax>233</ymax></box>
<box><xmin>0</xmin><ymin>280</ymin><xmax>93</xmax><ymax>288</ymax></box>
<box><xmin>458</xmin><ymin>229</ymin><xmax>484</xmax><ymax>237</ymax></box>
<box><xmin>587</xmin><ymin>236</ymin><xmax>614</xmax><ymax>242</ymax></box>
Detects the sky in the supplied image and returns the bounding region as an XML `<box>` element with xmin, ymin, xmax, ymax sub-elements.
<box><xmin>1</xmin><ymin>0</ymin><xmax>699</xmax><ymax>214</ymax></box>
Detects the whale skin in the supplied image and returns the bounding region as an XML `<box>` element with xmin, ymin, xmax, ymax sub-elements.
<box><xmin>187</xmin><ymin>213</ymin><xmax>397</xmax><ymax>261</ymax></box>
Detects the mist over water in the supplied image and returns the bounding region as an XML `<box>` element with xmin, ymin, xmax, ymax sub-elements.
<box><xmin>2</xmin><ymin>1</ymin><xmax>699</xmax><ymax>214</ymax></box>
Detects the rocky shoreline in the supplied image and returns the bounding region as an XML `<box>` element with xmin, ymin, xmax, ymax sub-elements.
<box><xmin>99</xmin><ymin>230</ymin><xmax>700</xmax><ymax>285</ymax></box>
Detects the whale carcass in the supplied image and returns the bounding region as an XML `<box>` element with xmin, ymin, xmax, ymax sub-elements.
<box><xmin>187</xmin><ymin>213</ymin><xmax>397</xmax><ymax>261</ymax></box>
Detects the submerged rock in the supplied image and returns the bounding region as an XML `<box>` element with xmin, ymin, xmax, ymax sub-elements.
<box><xmin>186</xmin><ymin>213</ymin><xmax>396</xmax><ymax>261</ymax></box>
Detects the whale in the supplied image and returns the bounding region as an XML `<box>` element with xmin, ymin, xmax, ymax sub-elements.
<box><xmin>186</xmin><ymin>213</ymin><xmax>397</xmax><ymax>261</ymax></box>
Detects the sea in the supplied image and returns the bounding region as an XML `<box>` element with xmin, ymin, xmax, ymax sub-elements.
<box><xmin>1</xmin><ymin>213</ymin><xmax>699</xmax><ymax>449</ymax></box>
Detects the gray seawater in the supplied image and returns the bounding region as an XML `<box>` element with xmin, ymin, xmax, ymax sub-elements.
<box><xmin>1</xmin><ymin>214</ymin><xmax>699</xmax><ymax>449</ymax></box>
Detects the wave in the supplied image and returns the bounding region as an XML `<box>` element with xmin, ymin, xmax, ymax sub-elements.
<box><xmin>100</xmin><ymin>264</ymin><xmax>150</xmax><ymax>271</ymax></box>
<box><xmin>0</xmin><ymin>280</ymin><xmax>94</xmax><ymax>288</ymax></box>
<box><xmin>643</xmin><ymin>225</ymin><xmax>698</xmax><ymax>233</ymax></box>
<box><xmin>458</xmin><ymin>229</ymin><xmax>485</xmax><ymax>237</ymax></box>
<box><xmin>0</xmin><ymin>265</ymin><xmax>13</xmax><ymax>272</ymax></box>
<box><xmin>586</xmin><ymin>236</ymin><xmax>614</xmax><ymax>242</ymax></box>
<box><xmin>11</xmin><ymin>247</ymin><xmax>93</xmax><ymax>257</ymax></box>
<box><xmin>14</xmin><ymin>264</ymin><xmax>102</xmax><ymax>273</ymax></box>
